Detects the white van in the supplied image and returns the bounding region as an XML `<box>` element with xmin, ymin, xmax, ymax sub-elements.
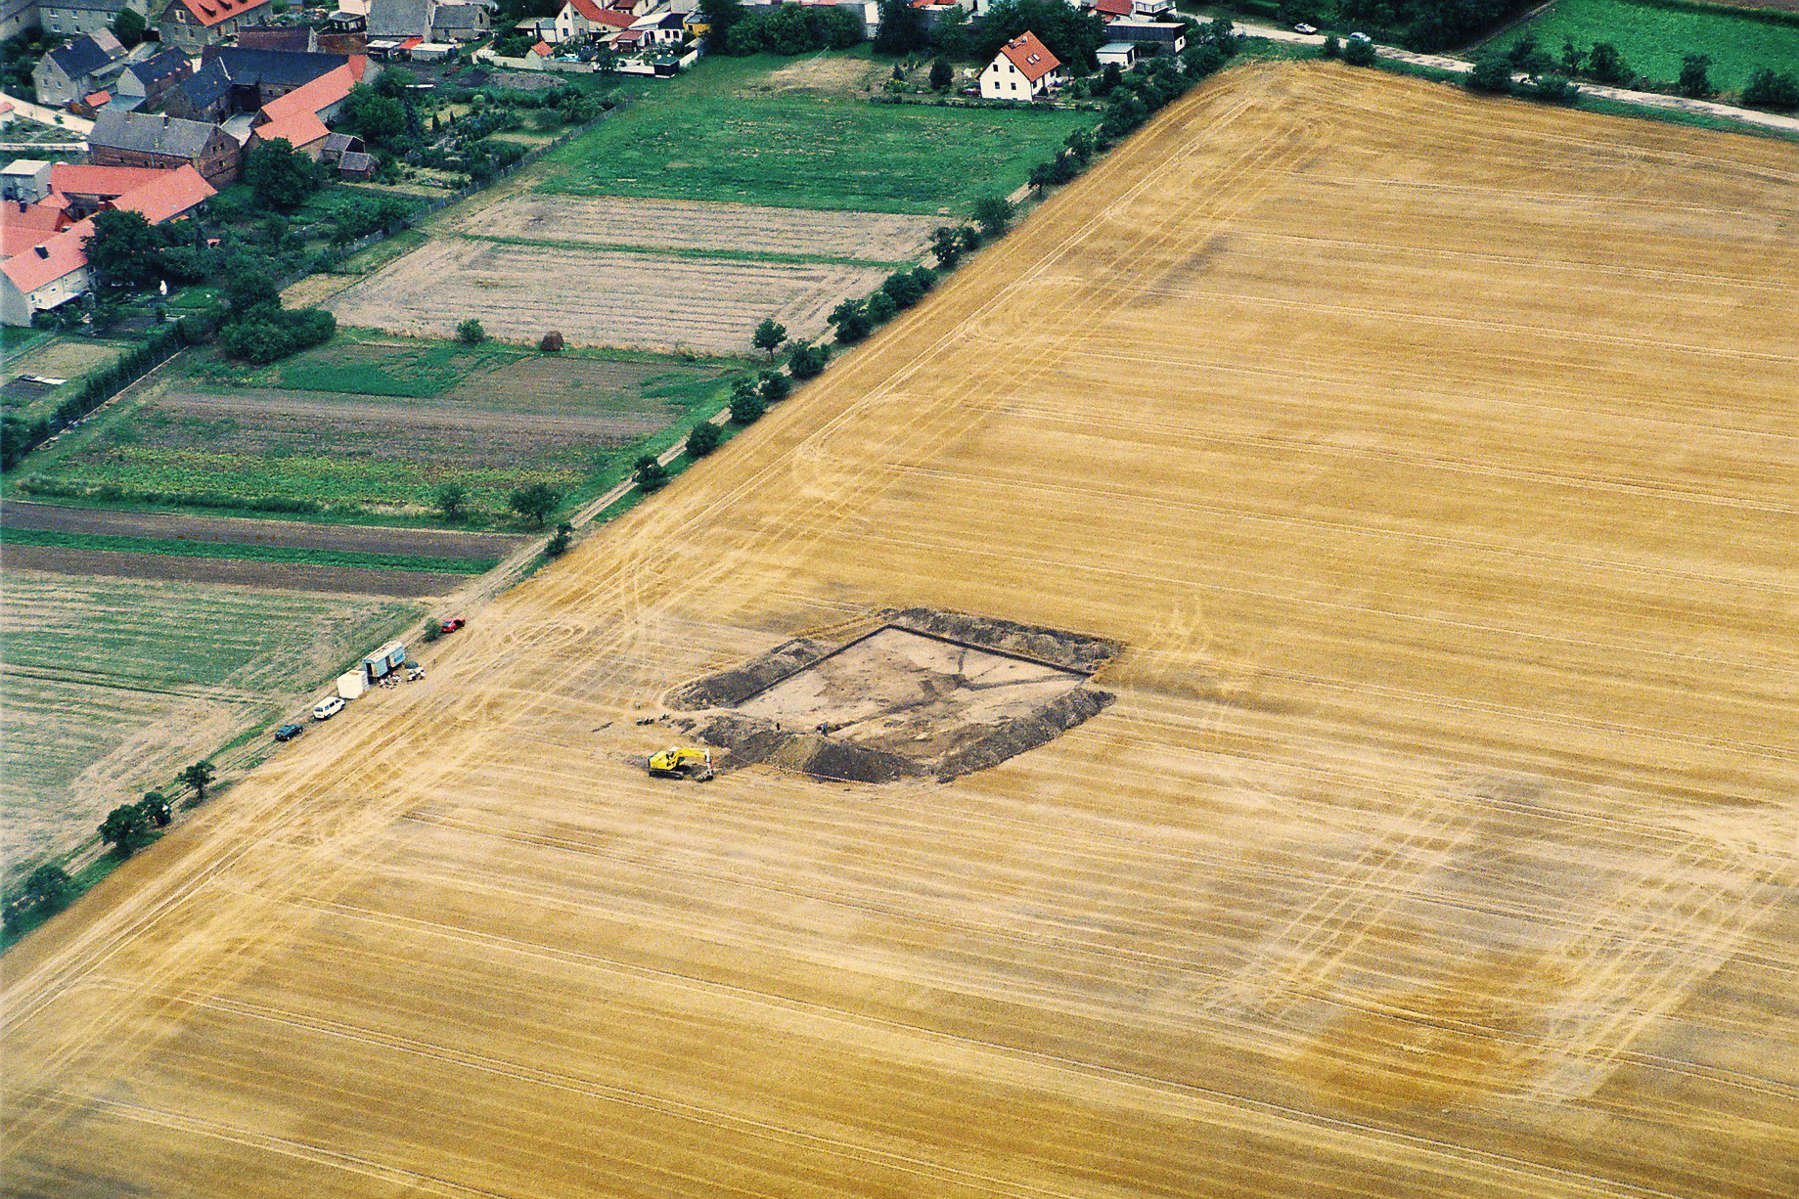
<box><xmin>312</xmin><ymin>696</ymin><xmax>347</xmax><ymax>721</ymax></box>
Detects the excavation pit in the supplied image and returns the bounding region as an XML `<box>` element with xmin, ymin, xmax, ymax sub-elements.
<box><xmin>666</xmin><ymin>610</ymin><xmax>1120</xmax><ymax>783</ymax></box>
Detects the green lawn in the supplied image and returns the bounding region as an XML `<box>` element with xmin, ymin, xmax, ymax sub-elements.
<box><xmin>1488</xmin><ymin>0</ymin><xmax>1799</xmax><ymax>92</ymax></box>
<box><xmin>538</xmin><ymin>54</ymin><xmax>1094</xmax><ymax>214</ymax></box>
<box><xmin>186</xmin><ymin>332</ymin><xmax>526</xmax><ymax>398</ymax></box>
<box><xmin>0</xmin><ymin>527</ymin><xmax>497</xmax><ymax>575</ymax></box>
<box><xmin>0</xmin><ymin>572</ymin><xmax>421</xmax><ymax>887</ymax></box>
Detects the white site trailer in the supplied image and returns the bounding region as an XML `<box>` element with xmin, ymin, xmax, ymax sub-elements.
<box><xmin>363</xmin><ymin>641</ymin><xmax>408</xmax><ymax>683</ymax></box>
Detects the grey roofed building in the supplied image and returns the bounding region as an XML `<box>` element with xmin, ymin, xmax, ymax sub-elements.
<box><xmin>121</xmin><ymin>47</ymin><xmax>194</xmax><ymax>91</ymax></box>
<box><xmin>430</xmin><ymin>2</ymin><xmax>491</xmax><ymax>40</ymax></box>
<box><xmin>199</xmin><ymin>45</ymin><xmax>352</xmax><ymax>90</ymax></box>
<box><xmin>367</xmin><ymin>0</ymin><xmax>436</xmax><ymax>38</ymax></box>
<box><xmin>165</xmin><ymin>58</ymin><xmax>233</xmax><ymax>120</ymax></box>
<box><xmin>37</xmin><ymin>0</ymin><xmax>145</xmax><ymax>40</ymax></box>
<box><xmin>89</xmin><ymin>108</ymin><xmax>221</xmax><ymax>159</ymax></box>
<box><xmin>44</xmin><ymin>31</ymin><xmax>125</xmax><ymax>82</ymax></box>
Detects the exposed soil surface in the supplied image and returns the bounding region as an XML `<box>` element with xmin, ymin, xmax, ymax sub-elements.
<box><xmin>449</xmin><ymin>194</ymin><xmax>936</xmax><ymax>262</ymax></box>
<box><xmin>5</xmin><ymin>65</ymin><xmax>1795</xmax><ymax>1199</ymax></box>
<box><xmin>327</xmin><ymin>238</ymin><xmax>887</xmax><ymax>353</ymax></box>
<box><xmin>0</xmin><ymin>543</ymin><xmax>466</xmax><ymax>597</ymax></box>
<box><xmin>1</xmin><ymin>500</ymin><xmax>529</xmax><ymax>559</ymax></box>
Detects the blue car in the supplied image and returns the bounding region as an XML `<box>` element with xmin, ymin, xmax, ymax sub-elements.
<box><xmin>274</xmin><ymin>723</ymin><xmax>306</xmax><ymax>743</ymax></box>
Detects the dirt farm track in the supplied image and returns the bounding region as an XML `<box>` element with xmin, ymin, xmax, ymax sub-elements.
<box><xmin>4</xmin><ymin>64</ymin><xmax>1796</xmax><ymax>1198</ymax></box>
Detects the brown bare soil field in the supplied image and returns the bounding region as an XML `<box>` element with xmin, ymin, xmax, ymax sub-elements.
<box><xmin>327</xmin><ymin>237</ymin><xmax>887</xmax><ymax>352</ymax></box>
<box><xmin>1</xmin><ymin>500</ymin><xmax>529</xmax><ymax>560</ymax></box>
<box><xmin>0</xmin><ymin>544</ymin><xmax>468</xmax><ymax>597</ymax></box>
<box><xmin>448</xmin><ymin>193</ymin><xmax>938</xmax><ymax>262</ymax></box>
<box><xmin>4</xmin><ymin>64</ymin><xmax>1796</xmax><ymax>1198</ymax></box>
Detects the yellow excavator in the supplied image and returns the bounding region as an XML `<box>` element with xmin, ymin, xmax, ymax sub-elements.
<box><xmin>647</xmin><ymin>746</ymin><xmax>714</xmax><ymax>781</ymax></box>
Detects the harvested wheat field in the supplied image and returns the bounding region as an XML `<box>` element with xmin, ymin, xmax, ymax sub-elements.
<box><xmin>4</xmin><ymin>63</ymin><xmax>1797</xmax><ymax>1198</ymax></box>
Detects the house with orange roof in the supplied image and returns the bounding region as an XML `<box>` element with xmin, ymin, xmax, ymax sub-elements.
<box><xmin>159</xmin><ymin>0</ymin><xmax>276</xmax><ymax>52</ymax></box>
<box><xmin>247</xmin><ymin>58</ymin><xmax>369</xmax><ymax>158</ymax></box>
<box><xmin>2</xmin><ymin>218</ymin><xmax>96</xmax><ymax>325</ymax></box>
<box><xmin>978</xmin><ymin>31</ymin><xmax>1066</xmax><ymax>101</ymax></box>
<box><xmin>2</xmin><ymin>164</ymin><xmax>215</xmax><ymax>325</ymax></box>
<box><xmin>554</xmin><ymin>0</ymin><xmax>637</xmax><ymax>44</ymax></box>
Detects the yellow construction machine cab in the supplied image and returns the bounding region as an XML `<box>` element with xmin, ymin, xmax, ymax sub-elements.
<box><xmin>647</xmin><ymin>746</ymin><xmax>714</xmax><ymax>779</ymax></box>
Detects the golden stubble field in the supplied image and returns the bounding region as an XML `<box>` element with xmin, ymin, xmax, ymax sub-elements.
<box><xmin>4</xmin><ymin>64</ymin><xmax>1796</xmax><ymax>1198</ymax></box>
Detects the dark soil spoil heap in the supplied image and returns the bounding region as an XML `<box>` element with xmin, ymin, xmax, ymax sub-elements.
<box><xmin>664</xmin><ymin>609</ymin><xmax>1120</xmax><ymax>784</ymax></box>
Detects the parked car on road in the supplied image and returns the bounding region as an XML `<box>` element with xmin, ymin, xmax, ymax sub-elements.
<box><xmin>1294</xmin><ymin>23</ymin><xmax>1318</xmax><ymax>34</ymax></box>
<box><xmin>312</xmin><ymin>696</ymin><xmax>346</xmax><ymax>721</ymax></box>
<box><xmin>440</xmin><ymin>616</ymin><xmax>466</xmax><ymax>634</ymax></box>
<box><xmin>274</xmin><ymin>723</ymin><xmax>305</xmax><ymax>742</ymax></box>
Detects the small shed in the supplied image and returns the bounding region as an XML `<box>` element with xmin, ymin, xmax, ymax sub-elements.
<box><xmin>363</xmin><ymin>640</ymin><xmax>409</xmax><ymax>682</ymax></box>
<box><xmin>1096</xmin><ymin>42</ymin><xmax>1136</xmax><ymax>70</ymax></box>
<box><xmin>337</xmin><ymin>150</ymin><xmax>377</xmax><ymax>180</ymax></box>
<box><xmin>1</xmin><ymin>160</ymin><xmax>54</xmax><ymax>204</ymax></box>
<box><xmin>409</xmin><ymin>41</ymin><xmax>457</xmax><ymax>62</ymax></box>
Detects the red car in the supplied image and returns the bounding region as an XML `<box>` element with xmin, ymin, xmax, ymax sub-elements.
<box><xmin>440</xmin><ymin>617</ymin><xmax>466</xmax><ymax>634</ymax></box>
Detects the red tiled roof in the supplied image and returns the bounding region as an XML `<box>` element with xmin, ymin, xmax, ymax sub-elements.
<box><xmin>398</xmin><ymin>36</ymin><xmax>425</xmax><ymax>49</ymax></box>
<box><xmin>564</xmin><ymin>0</ymin><xmax>605</xmax><ymax>19</ymax></box>
<box><xmin>1095</xmin><ymin>0</ymin><xmax>1131</xmax><ymax>15</ymax></box>
<box><xmin>49</xmin><ymin>163</ymin><xmax>166</xmax><ymax>198</ymax></box>
<box><xmin>172</xmin><ymin>0</ymin><xmax>270</xmax><ymax>30</ymax></box>
<box><xmin>1</xmin><ymin>223</ymin><xmax>59</xmax><ymax>257</ymax></box>
<box><xmin>83</xmin><ymin>90</ymin><xmax>112</xmax><ymax>108</ymax></box>
<box><xmin>4</xmin><ymin>198</ymin><xmax>72</xmax><ymax>234</ymax></box>
<box><xmin>109</xmin><ymin>164</ymin><xmax>216</xmax><ymax>223</ymax></box>
<box><xmin>253</xmin><ymin>110</ymin><xmax>330</xmax><ymax>149</ymax></box>
<box><xmin>531</xmin><ymin>40</ymin><xmax>553</xmax><ymax>55</ymax></box>
<box><xmin>259</xmin><ymin>59</ymin><xmax>366</xmax><ymax>123</ymax></box>
<box><xmin>590</xmin><ymin>7</ymin><xmax>635</xmax><ymax>28</ymax></box>
<box><xmin>3</xmin><ymin>217</ymin><xmax>94</xmax><ymax>295</ymax></box>
<box><xmin>999</xmin><ymin>32</ymin><xmax>1063</xmax><ymax>83</ymax></box>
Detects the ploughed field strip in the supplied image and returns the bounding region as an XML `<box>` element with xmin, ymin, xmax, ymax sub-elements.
<box><xmin>4</xmin><ymin>65</ymin><xmax>1797</xmax><ymax>1199</ymax></box>
<box><xmin>325</xmin><ymin>193</ymin><xmax>935</xmax><ymax>352</ymax></box>
<box><xmin>326</xmin><ymin>236</ymin><xmax>890</xmax><ymax>352</ymax></box>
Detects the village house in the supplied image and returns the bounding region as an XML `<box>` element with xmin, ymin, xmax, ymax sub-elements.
<box><xmin>552</xmin><ymin>0</ymin><xmax>636</xmax><ymax>45</ymax></box>
<box><xmin>36</xmin><ymin>0</ymin><xmax>146</xmax><ymax>39</ymax></box>
<box><xmin>430</xmin><ymin>0</ymin><xmax>492</xmax><ymax>40</ymax></box>
<box><xmin>2</xmin><ymin>159</ymin><xmax>54</xmax><ymax>204</ymax></box>
<box><xmin>88</xmin><ymin>109</ymin><xmax>242</xmax><ymax>184</ymax></box>
<box><xmin>236</xmin><ymin>22</ymin><xmax>321</xmax><ymax>52</ymax></box>
<box><xmin>114</xmin><ymin>48</ymin><xmax>196</xmax><ymax>111</ymax></box>
<box><xmin>626</xmin><ymin>9</ymin><xmax>685</xmax><ymax>47</ymax></box>
<box><xmin>247</xmin><ymin>57</ymin><xmax>370</xmax><ymax>158</ymax></box>
<box><xmin>30</xmin><ymin>30</ymin><xmax>126</xmax><ymax>106</ymax></box>
<box><xmin>978</xmin><ymin>31</ymin><xmax>1065</xmax><ymax>101</ymax></box>
<box><xmin>1103</xmin><ymin>19</ymin><xmax>1186</xmax><ymax>56</ymax></box>
<box><xmin>165</xmin><ymin>47</ymin><xmax>354</xmax><ymax>122</ymax></box>
<box><xmin>2</xmin><ymin>164</ymin><xmax>213</xmax><ymax>325</ymax></box>
<box><xmin>158</xmin><ymin>0</ymin><xmax>276</xmax><ymax>53</ymax></box>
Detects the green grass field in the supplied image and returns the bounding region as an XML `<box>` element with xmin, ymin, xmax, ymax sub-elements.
<box><xmin>9</xmin><ymin>335</ymin><xmax>746</xmax><ymax>525</ymax></box>
<box><xmin>1</xmin><ymin>571</ymin><xmax>421</xmax><ymax>886</ymax></box>
<box><xmin>1488</xmin><ymin>0</ymin><xmax>1799</xmax><ymax>92</ymax></box>
<box><xmin>0</xmin><ymin>528</ymin><xmax>497</xmax><ymax>574</ymax></box>
<box><xmin>538</xmin><ymin>54</ymin><xmax>1094</xmax><ymax>214</ymax></box>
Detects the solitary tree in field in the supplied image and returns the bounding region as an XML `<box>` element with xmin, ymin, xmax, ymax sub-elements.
<box><xmin>179</xmin><ymin>761</ymin><xmax>216</xmax><ymax>804</ymax></box>
<box><xmin>1677</xmin><ymin>54</ymin><xmax>1715</xmax><ymax>99</ymax></box>
<box><xmin>456</xmin><ymin>318</ymin><xmax>486</xmax><ymax>345</ymax></box>
<box><xmin>752</xmin><ymin>318</ymin><xmax>787</xmax><ymax>360</ymax></box>
<box><xmin>99</xmin><ymin>804</ymin><xmax>154</xmax><ymax>858</ymax></box>
<box><xmin>509</xmin><ymin>483</ymin><xmax>561</xmax><ymax>528</ymax></box>
<box><xmin>436</xmin><ymin>481</ymin><xmax>470</xmax><ymax>523</ymax></box>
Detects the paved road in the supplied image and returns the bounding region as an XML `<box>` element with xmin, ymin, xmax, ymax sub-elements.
<box><xmin>0</xmin><ymin>91</ymin><xmax>95</xmax><ymax>134</ymax></box>
<box><xmin>1229</xmin><ymin>20</ymin><xmax>1799</xmax><ymax>135</ymax></box>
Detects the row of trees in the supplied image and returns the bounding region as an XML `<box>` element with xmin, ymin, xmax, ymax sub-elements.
<box><xmin>5</xmin><ymin>761</ymin><xmax>214</xmax><ymax>937</ymax></box>
<box><xmin>1492</xmin><ymin>33</ymin><xmax>1799</xmax><ymax>110</ymax></box>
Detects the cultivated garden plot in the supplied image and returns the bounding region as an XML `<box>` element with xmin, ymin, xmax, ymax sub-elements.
<box><xmin>12</xmin><ymin>342</ymin><xmax>735</xmax><ymax>522</ymax></box>
<box><xmin>5</xmin><ymin>64</ymin><xmax>1795</xmax><ymax>1199</ymax></box>
<box><xmin>446</xmin><ymin>193</ymin><xmax>939</xmax><ymax>265</ymax></box>
<box><xmin>327</xmin><ymin>237</ymin><xmax>889</xmax><ymax>352</ymax></box>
